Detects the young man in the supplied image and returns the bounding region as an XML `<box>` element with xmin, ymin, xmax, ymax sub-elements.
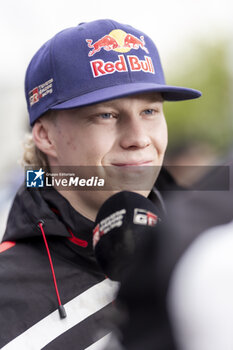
<box><xmin>0</xmin><ymin>19</ymin><xmax>201</xmax><ymax>349</ymax></box>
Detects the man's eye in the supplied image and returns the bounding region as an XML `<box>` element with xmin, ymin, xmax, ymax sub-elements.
<box><xmin>143</xmin><ymin>109</ymin><xmax>155</xmax><ymax>115</ymax></box>
<box><xmin>99</xmin><ymin>113</ymin><xmax>114</xmax><ymax>119</ymax></box>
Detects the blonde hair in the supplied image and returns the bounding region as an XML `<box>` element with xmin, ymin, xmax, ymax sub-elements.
<box><xmin>21</xmin><ymin>133</ymin><xmax>49</xmax><ymax>167</ymax></box>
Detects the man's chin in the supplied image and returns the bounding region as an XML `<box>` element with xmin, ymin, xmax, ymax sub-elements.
<box><xmin>103</xmin><ymin>165</ymin><xmax>160</xmax><ymax>193</ymax></box>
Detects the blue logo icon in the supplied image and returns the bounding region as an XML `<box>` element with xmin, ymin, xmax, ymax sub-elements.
<box><xmin>26</xmin><ymin>168</ymin><xmax>45</xmax><ymax>187</ymax></box>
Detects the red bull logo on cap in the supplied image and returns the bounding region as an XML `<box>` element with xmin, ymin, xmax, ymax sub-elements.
<box><xmin>86</xmin><ymin>29</ymin><xmax>154</xmax><ymax>78</ymax></box>
<box><xmin>86</xmin><ymin>29</ymin><xmax>149</xmax><ymax>57</ymax></box>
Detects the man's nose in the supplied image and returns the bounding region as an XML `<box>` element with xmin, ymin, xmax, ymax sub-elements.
<box><xmin>119</xmin><ymin>117</ymin><xmax>151</xmax><ymax>150</ymax></box>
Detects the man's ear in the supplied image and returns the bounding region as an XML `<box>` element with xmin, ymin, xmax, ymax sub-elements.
<box><xmin>32</xmin><ymin>119</ymin><xmax>57</xmax><ymax>159</ymax></box>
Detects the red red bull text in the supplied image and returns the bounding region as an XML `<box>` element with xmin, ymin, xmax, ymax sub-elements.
<box><xmin>90</xmin><ymin>54</ymin><xmax>155</xmax><ymax>78</ymax></box>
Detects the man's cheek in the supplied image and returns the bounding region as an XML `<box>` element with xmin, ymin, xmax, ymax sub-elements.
<box><xmin>157</xmin><ymin>128</ymin><xmax>168</xmax><ymax>154</ymax></box>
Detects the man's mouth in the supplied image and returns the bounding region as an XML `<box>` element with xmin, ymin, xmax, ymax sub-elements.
<box><xmin>112</xmin><ymin>160</ymin><xmax>153</xmax><ymax>167</ymax></box>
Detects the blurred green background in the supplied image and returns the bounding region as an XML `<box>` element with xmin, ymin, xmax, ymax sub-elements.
<box><xmin>164</xmin><ymin>38</ymin><xmax>233</xmax><ymax>164</ymax></box>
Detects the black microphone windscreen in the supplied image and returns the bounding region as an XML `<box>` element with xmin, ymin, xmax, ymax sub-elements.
<box><xmin>93</xmin><ymin>191</ymin><xmax>160</xmax><ymax>280</ymax></box>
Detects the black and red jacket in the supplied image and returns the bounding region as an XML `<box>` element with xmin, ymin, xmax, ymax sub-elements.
<box><xmin>0</xmin><ymin>185</ymin><xmax>121</xmax><ymax>350</ymax></box>
<box><xmin>0</xmin><ymin>165</ymin><xmax>178</xmax><ymax>350</ymax></box>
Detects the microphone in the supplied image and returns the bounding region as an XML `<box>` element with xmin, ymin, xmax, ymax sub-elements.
<box><xmin>93</xmin><ymin>191</ymin><xmax>160</xmax><ymax>281</ymax></box>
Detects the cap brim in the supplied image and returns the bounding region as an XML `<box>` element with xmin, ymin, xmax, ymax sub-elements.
<box><xmin>51</xmin><ymin>83</ymin><xmax>201</xmax><ymax>110</ymax></box>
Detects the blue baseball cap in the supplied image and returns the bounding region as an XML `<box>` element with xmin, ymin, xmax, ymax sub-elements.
<box><xmin>25</xmin><ymin>19</ymin><xmax>201</xmax><ymax>125</ymax></box>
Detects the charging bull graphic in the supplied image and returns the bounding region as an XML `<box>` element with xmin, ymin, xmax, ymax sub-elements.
<box><xmin>86</xmin><ymin>35</ymin><xmax>119</xmax><ymax>57</ymax></box>
<box><xmin>123</xmin><ymin>34</ymin><xmax>148</xmax><ymax>53</ymax></box>
<box><xmin>86</xmin><ymin>29</ymin><xmax>149</xmax><ymax>57</ymax></box>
